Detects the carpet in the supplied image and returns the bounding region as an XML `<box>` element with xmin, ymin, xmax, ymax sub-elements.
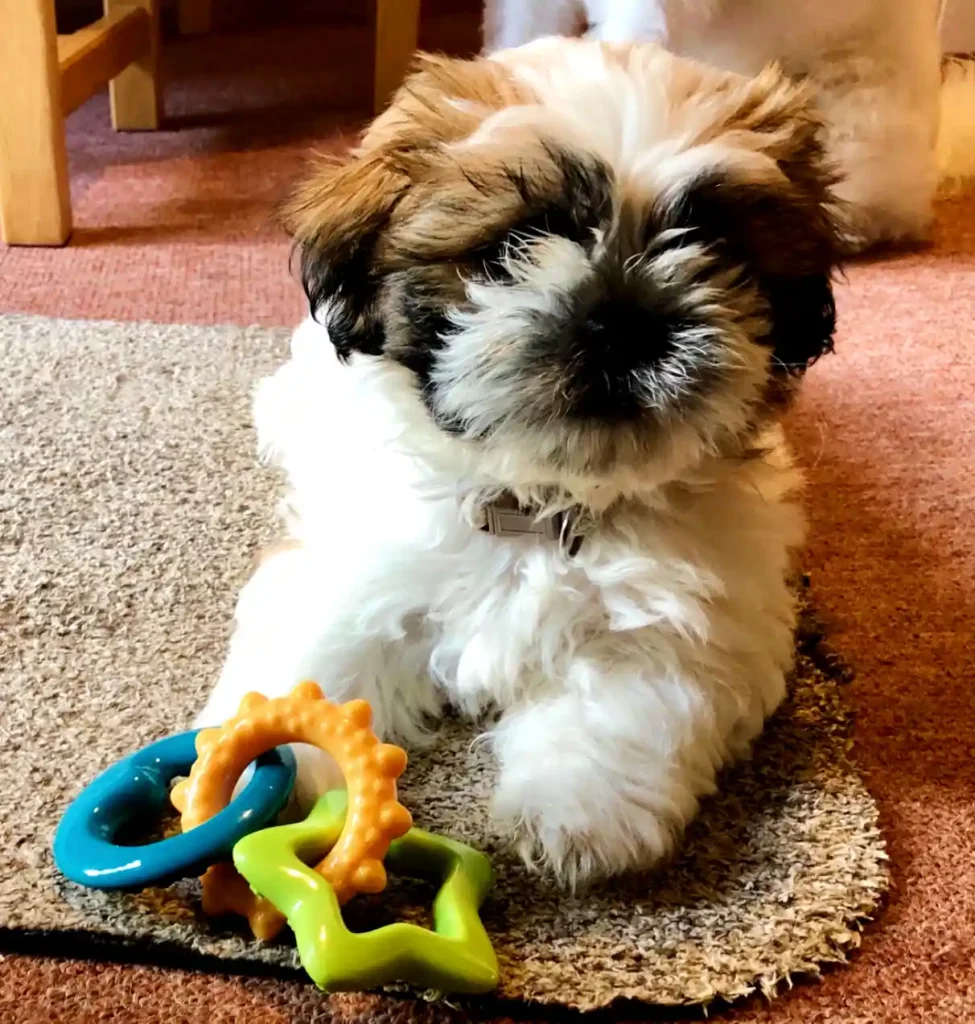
<box><xmin>0</xmin><ymin>312</ymin><xmax>887</xmax><ymax>1011</ymax></box>
<box><xmin>3</xmin><ymin>9</ymin><xmax>975</xmax><ymax>1020</ymax></box>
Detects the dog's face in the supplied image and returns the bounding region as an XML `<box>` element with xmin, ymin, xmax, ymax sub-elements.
<box><xmin>287</xmin><ymin>39</ymin><xmax>843</xmax><ymax>488</ymax></box>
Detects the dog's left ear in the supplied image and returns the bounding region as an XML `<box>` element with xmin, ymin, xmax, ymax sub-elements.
<box><xmin>669</xmin><ymin>165</ymin><xmax>842</xmax><ymax>373</ymax></box>
<box><xmin>660</xmin><ymin>64</ymin><xmax>845</xmax><ymax>374</ymax></box>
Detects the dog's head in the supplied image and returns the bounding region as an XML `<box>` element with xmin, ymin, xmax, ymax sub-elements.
<box><xmin>286</xmin><ymin>39</ymin><xmax>843</xmax><ymax>489</ymax></box>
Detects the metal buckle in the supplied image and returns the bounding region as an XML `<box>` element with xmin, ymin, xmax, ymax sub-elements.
<box><xmin>483</xmin><ymin>504</ymin><xmax>561</xmax><ymax>541</ymax></box>
<box><xmin>482</xmin><ymin>502</ymin><xmax>584</xmax><ymax>556</ymax></box>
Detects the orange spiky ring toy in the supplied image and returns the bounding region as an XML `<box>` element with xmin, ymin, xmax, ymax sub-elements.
<box><xmin>170</xmin><ymin>681</ymin><xmax>412</xmax><ymax>940</ymax></box>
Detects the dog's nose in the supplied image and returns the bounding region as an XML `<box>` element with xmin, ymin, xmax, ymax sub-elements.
<box><xmin>563</xmin><ymin>300</ymin><xmax>673</xmax><ymax>420</ymax></box>
<box><xmin>579</xmin><ymin>301</ymin><xmax>672</xmax><ymax>368</ymax></box>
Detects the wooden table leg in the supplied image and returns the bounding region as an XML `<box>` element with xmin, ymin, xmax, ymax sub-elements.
<box><xmin>0</xmin><ymin>0</ymin><xmax>72</xmax><ymax>245</ymax></box>
<box><xmin>105</xmin><ymin>0</ymin><xmax>162</xmax><ymax>130</ymax></box>
<box><xmin>374</xmin><ymin>0</ymin><xmax>421</xmax><ymax>114</ymax></box>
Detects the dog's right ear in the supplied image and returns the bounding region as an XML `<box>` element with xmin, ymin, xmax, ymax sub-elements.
<box><xmin>283</xmin><ymin>150</ymin><xmax>410</xmax><ymax>359</ymax></box>
<box><xmin>284</xmin><ymin>52</ymin><xmax>532</xmax><ymax>359</ymax></box>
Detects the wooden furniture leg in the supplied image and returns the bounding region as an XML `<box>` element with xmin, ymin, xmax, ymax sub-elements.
<box><xmin>57</xmin><ymin>2</ymin><xmax>161</xmax><ymax>124</ymax></box>
<box><xmin>106</xmin><ymin>0</ymin><xmax>162</xmax><ymax>130</ymax></box>
<box><xmin>1</xmin><ymin>0</ymin><xmax>162</xmax><ymax>245</ymax></box>
<box><xmin>179</xmin><ymin>0</ymin><xmax>212</xmax><ymax>36</ymax></box>
<box><xmin>0</xmin><ymin>0</ymin><xmax>72</xmax><ymax>246</ymax></box>
<box><xmin>374</xmin><ymin>0</ymin><xmax>421</xmax><ymax>114</ymax></box>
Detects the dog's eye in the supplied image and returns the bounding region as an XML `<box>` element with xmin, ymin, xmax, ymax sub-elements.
<box><xmin>470</xmin><ymin>235</ymin><xmax>511</xmax><ymax>277</ymax></box>
<box><xmin>470</xmin><ymin>207</ymin><xmax>595</xmax><ymax>278</ymax></box>
<box><xmin>509</xmin><ymin>208</ymin><xmax>591</xmax><ymax>246</ymax></box>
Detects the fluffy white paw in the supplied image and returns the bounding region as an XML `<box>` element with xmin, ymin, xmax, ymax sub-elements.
<box><xmin>492</xmin><ymin>755</ymin><xmax>699</xmax><ymax>888</ymax></box>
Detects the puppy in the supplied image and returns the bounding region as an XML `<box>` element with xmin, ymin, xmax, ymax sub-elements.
<box><xmin>484</xmin><ymin>0</ymin><xmax>975</xmax><ymax>253</ymax></box>
<box><xmin>197</xmin><ymin>39</ymin><xmax>844</xmax><ymax>885</ymax></box>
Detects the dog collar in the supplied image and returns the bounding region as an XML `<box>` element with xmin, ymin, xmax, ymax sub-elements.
<box><xmin>479</xmin><ymin>492</ymin><xmax>585</xmax><ymax>557</ymax></box>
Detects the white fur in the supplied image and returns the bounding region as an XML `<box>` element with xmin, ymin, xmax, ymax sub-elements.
<box><xmin>198</xmin><ymin>314</ymin><xmax>806</xmax><ymax>884</ymax></box>
<box><xmin>484</xmin><ymin>0</ymin><xmax>975</xmax><ymax>249</ymax></box>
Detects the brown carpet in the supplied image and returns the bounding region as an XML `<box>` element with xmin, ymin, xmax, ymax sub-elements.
<box><xmin>0</xmin><ymin>312</ymin><xmax>886</xmax><ymax>1011</ymax></box>
<box><xmin>1</xmin><ymin>7</ymin><xmax>974</xmax><ymax>1024</ymax></box>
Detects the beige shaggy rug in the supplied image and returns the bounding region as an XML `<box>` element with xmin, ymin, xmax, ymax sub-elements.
<box><xmin>0</xmin><ymin>313</ymin><xmax>888</xmax><ymax>1010</ymax></box>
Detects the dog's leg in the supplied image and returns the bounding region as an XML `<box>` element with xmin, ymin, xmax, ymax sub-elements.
<box><xmin>811</xmin><ymin>52</ymin><xmax>941</xmax><ymax>251</ymax></box>
<box><xmin>482</xmin><ymin>0</ymin><xmax>583</xmax><ymax>52</ymax></box>
<box><xmin>782</xmin><ymin>1</ymin><xmax>943</xmax><ymax>254</ymax></box>
<box><xmin>585</xmin><ymin>0</ymin><xmax>670</xmax><ymax>42</ymax></box>
<box><xmin>489</xmin><ymin>648</ymin><xmax>780</xmax><ymax>885</ymax></box>
<box><xmin>195</xmin><ymin>544</ymin><xmax>439</xmax><ymax>811</ymax></box>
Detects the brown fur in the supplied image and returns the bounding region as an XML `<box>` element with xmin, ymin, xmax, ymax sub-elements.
<box><xmin>282</xmin><ymin>55</ymin><xmax>537</xmax><ymax>266</ymax></box>
<box><xmin>364</xmin><ymin>53</ymin><xmax>535</xmax><ymax>152</ymax></box>
<box><xmin>286</xmin><ymin>42</ymin><xmax>840</xmax><ymax>279</ymax></box>
<box><xmin>707</xmin><ymin>66</ymin><xmax>844</xmax><ymax>276</ymax></box>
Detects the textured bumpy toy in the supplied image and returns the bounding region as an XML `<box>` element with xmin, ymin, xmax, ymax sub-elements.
<box><xmin>170</xmin><ymin>680</ymin><xmax>414</xmax><ymax>940</ymax></box>
<box><xmin>54</xmin><ymin>680</ymin><xmax>499</xmax><ymax>994</ymax></box>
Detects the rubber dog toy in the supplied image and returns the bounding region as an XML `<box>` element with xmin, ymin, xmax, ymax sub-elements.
<box><xmin>171</xmin><ymin>681</ymin><xmax>413</xmax><ymax>940</ymax></box>
<box><xmin>234</xmin><ymin>790</ymin><xmax>499</xmax><ymax>993</ymax></box>
<box><xmin>53</xmin><ymin>731</ymin><xmax>295</xmax><ymax>891</ymax></box>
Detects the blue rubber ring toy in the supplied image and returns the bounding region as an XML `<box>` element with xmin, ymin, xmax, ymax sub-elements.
<box><xmin>53</xmin><ymin>729</ymin><xmax>296</xmax><ymax>891</ymax></box>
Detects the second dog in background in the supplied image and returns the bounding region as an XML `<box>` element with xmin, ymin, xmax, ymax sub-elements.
<box><xmin>485</xmin><ymin>0</ymin><xmax>973</xmax><ymax>253</ymax></box>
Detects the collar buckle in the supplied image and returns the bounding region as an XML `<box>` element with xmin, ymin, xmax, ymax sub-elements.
<box><xmin>483</xmin><ymin>504</ymin><xmax>561</xmax><ymax>542</ymax></box>
<box><xmin>481</xmin><ymin>498</ymin><xmax>585</xmax><ymax>557</ymax></box>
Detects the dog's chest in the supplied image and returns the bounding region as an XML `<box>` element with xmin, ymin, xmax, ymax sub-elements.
<box><xmin>418</xmin><ymin>536</ymin><xmax>600</xmax><ymax>713</ymax></box>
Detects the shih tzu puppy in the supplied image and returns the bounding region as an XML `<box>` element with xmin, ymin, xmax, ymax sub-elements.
<box><xmin>197</xmin><ymin>38</ymin><xmax>844</xmax><ymax>885</ymax></box>
<box><xmin>485</xmin><ymin>0</ymin><xmax>975</xmax><ymax>253</ymax></box>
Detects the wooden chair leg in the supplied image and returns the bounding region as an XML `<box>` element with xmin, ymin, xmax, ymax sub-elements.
<box><xmin>0</xmin><ymin>0</ymin><xmax>72</xmax><ymax>245</ymax></box>
<box><xmin>105</xmin><ymin>0</ymin><xmax>162</xmax><ymax>130</ymax></box>
<box><xmin>179</xmin><ymin>0</ymin><xmax>212</xmax><ymax>36</ymax></box>
<box><xmin>374</xmin><ymin>0</ymin><xmax>421</xmax><ymax>114</ymax></box>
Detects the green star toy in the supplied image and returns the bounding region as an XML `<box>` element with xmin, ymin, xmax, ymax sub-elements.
<box><xmin>232</xmin><ymin>790</ymin><xmax>499</xmax><ymax>994</ymax></box>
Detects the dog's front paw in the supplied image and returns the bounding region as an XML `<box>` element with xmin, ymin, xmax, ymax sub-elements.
<box><xmin>500</xmin><ymin>806</ymin><xmax>671</xmax><ymax>889</ymax></box>
<box><xmin>493</xmin><ymin>767</ymin><xmax>693</xmax><ymax>889</ymax></box>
